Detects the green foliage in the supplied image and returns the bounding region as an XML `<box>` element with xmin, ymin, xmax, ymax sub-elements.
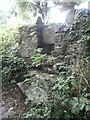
<box><xmin>30</xmin><ymin>54</ymin><xmax>47</xmax><ymax>67</ymax></box>
<box><xmin>23</xmin><ymin>78</ymin><xmax>32</xmax><ymax>83</ymax></box>
<box><xmin>84</xmin><ymin>24</ymin><xmax>90</xmax><ymax>57</ymax></box>
<box><xmin>0</xmin><ymin>3</ymin><xmax>89</xmax><ymax>118</ymax></box>
<box><xmin>86</xmin><ymin>56</ymin><xmax>90</xmax><ymax>59</ymax></box>
<box><xmin>23</xmin><ymin>65</ymin><xmax>90</xmax><ymax>119</ymax></box>
<box><xmin>0</xmin><ymin>24</ymin><xmax>30</xmax><ymax>88</ymax></box>
<box><xmin>2</xmin><ymin>50</ymin><xmax>30</xmax><ymax>88</ymax></box>
<box><xmin>0</xmin><ymin>24</ymin><xmax>19</xmax><ymax>54</ymax></box>
<box><xmin>23</xmin><ymin>99</ymin><xmax>51</xmax><ymax>119</ymax></box>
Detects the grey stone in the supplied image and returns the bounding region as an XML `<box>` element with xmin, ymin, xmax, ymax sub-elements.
<box><xmin>43</xmin><ymin>26</ymin><xmax>58</xmax><ymax>45</ymax></box>
<box><xmin>17</xmin><ymin>9</ymin><xmax>89</xmax><ymax>64</ymax></box>
<box><xmin>28</xmin><ymin>69</ymin><xmax>56</xmax><ymax>84</ymax></box>
<box><xmin>51</xmin><ymin>51</ymin><xmax>62</xmax><ymax>57</ymax></box>
<box><xmin>2</xmin><ymin>110</ymin><xmax>15</xmax><ymax>118</ymax></box>
<box><xmin>36</xmin><ymin>48</ymin><xmax>43</xmax><ymax>54</ymax></box>
<box><xmin>17</xmin><ymin>69</ymin><xmax>58</xmax><ymax>104</ymax></box>
<box><xmin>19</xmin><ymin>26</ymin><xmax>39</xmax><ymax>57</ymax></box>
<box><xmin>17</xmin><ymin>82</ymin><xmax>29</xmax><ymax>94</ymax></box>
<box><xmin>26</xmin><ymin>86</ymin><xmax>48</xmax><ymax>103</ymax></box>
<box><xmin>55</xmin><ymin>33</ymin><xmax>65</xmax><ymax>44</ymax></box>
<box><xmin>17</xmin><ymin>82</ymin><xmax>48</xmax><ymax>104</ymax></box>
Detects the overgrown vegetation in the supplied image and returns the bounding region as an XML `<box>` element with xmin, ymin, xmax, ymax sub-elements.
<box><xmin>1</xmin><ymin>24</ymin><xmax>30</xmax><ymax>88</ymax></box>
<box><xmin>2</xmin><ymin>51</ymin><xmax>29</xmax><ymax>87</ymax></box>
<box><xmin>30</xmin><ymin>53</ymin><xmax>47</xmax><ymax>67</ymax></box>
<box><xmin>0</xmin><ymin>24</ymin><xmax>18</xmax><ymax>54</ymax></box>
<box><xmin>22</xmin><ymin>18</ymin><xmax>90</xmax><ymax>119</ymax></box>
<box><xmin>1</xmin><ymin>22</ymin><xmax>90</xmax><ymax>120</ymax></box>
<box><xmin>23</xmin><ymin>61</ymin><xmax>90</xmax><ymax>119</ymax></box>
<box><xmin>1</xmin><ymin>0</ymin><xmax>90</xmax><ymax>119</ymax></box>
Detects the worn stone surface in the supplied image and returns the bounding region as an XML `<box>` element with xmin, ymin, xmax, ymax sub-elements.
<box><xmin>18</xmin><ymin>8</ymin><xmax>90</xmax><ymax>58</ymax></box>
<box><xmin>18</xmin><ymin>17</ymin><xmax>46</xmax><ymax>57</ymax></box>
<box><xmin>43</xmin><ymin>26</ymin><xmax>58</xmax><ymax>45</ymax></box>
<box><xmin>17</xmin><ymin>80</ymin><xmax>49</xmax><ymax>104</ymax></box>
<box><xmin>18</xmin><ymin>24</ymin><xmax>58</xmax><ymax>57</ymax></box>
<box><xmin>52</xmin><ymin>32</ymin><xmax>68</xmax><ymax>56</ymax></box>
<box><xmin>19</xmin><ymin>25</ymin><xmax>38</xmax><ymax>57</ymax></box>
<box><xmin>15</xmin><ymin>9</ymin><xmax>90</xmax><ymax>110</ymax></box>
<box><xmin>17</xmin><ymin>82</ymin><xmax>48</xmax><ymax>104</ymax></box>
<box><xmin>17</xmin><ymin>69</ymin><xmax>58</xmax><ymax>104</ymax></box>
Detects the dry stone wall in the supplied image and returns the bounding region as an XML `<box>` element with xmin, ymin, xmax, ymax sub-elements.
<box><xmin>18</xmin><ymin>23</ymin><xmax>59</xmax><ymax>57</ymax></box>
<box><xmin>18</xmin><ymin>9</ymin><xmax>90</xmax><ymax>59</ymax></box>
<box><xmin>43</xmin><ymin>25</ymin><xmax>59</xmax><ymax>45</ymax></box>
<box><xmin>19</xmin><ymin>25</ymin><xmax>38</xmax><ymax>57</ymax></box>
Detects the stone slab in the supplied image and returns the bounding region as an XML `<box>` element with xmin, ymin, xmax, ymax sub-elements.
<box><xmin>17</xmin><ymin>82</ymin><xmax>48</xmax><ymax>104</ymax></box>
<box><xmin>43</xmin><ymin>26</ymin><xmax>58</xmax><ymax>45</ymax></box>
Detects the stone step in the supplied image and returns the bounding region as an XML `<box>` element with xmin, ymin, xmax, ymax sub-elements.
<box><xmin>27</xmin><ymin>69</ymin><xmax>57</xmax><ymax>83</ymax></box>
<box><xmin>55</xmin><ymin>39</ymin><xmax>63</xmax><ymax>43</ymax></box>
<box><xmin>52</xmin><ymin>49</ymin><xmax>65</xmax><ymax>56</ymax></box>
<box><xmin>17</xmin><ymin>82</ymin><xmax>48</xmax><ymax>104</ymax></box>
<box><xmin>17</xmin><ymin>70</ymin><xmax>57</xmax><ymax>104</ymax></box>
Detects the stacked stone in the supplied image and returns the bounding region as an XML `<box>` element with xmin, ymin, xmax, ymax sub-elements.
<box><xmin>18</xmin><ymin>9</ymin><xmax>89</xmax><ymax>58</ymax></box>
<box><xmin>51</xmin><ymin>9</ymin><xmax>89</xmax><ymax>57</ymax></box>
<box><xmin>43</xmin><ymin>26</ymin><xmax>58</xmax><ymax>45</ymax></box>
<box><xmin>19</xmin><ymin>25</ymin><xmax>38</xmax><ymax>57</ymax></box>
<box><xmin>65</xmin><ymin>9</ymin><xmax>90</xmax><ymax>65</ymax></box>
<box><xmin>51</xmin><ymin>32</ymin><xmax>68</xmax><ymax>56</ymax></box>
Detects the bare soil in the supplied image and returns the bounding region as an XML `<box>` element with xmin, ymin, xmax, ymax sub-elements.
<box><xmin>2</xmin><ymin>84</ymin><xmax>28</xmax><ymax>119</ymax></box>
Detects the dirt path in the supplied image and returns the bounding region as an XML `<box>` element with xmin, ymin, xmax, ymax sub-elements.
<box><xmin>2</xmin><ymin>84</ymin><xmax>28</xmax><ymax>119</ymax></box>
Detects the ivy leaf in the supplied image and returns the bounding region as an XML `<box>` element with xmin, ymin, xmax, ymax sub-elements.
<box><xmin>70</xmin><ymin>97</ymin><xmax>79</xmax><ymax>108</ymax></box>
<box><xmin>85</xmin><ymin>105</ymin><xmax>90</xmax><ymax>111</ymax></box>
<box><xmin>79</xmin><ymin>103</ymin><xmax>85</xmax><ymax>110</ymax></box>
<box><xmin>79</xmin><ymin>97</ymin><xmax>87</xmax><ymax>104</ymax></box>
<box><xmin>73</xmin><ymin>97</ymin><xmax>78</xmax><ymax>101</ymax></box>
